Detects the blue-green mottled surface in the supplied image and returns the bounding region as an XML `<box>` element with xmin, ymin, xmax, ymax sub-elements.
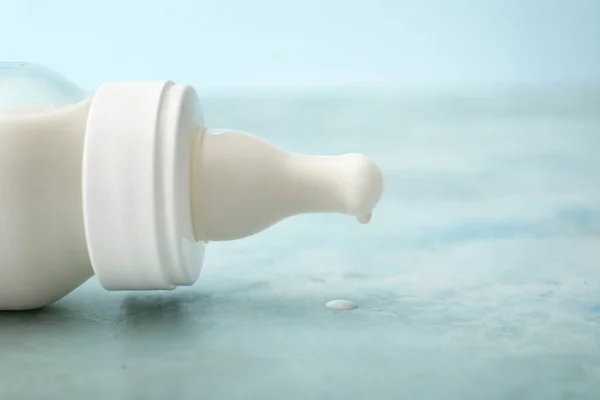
<box><xmin>1</xmin><ymin>90</ymin><xmax>600</xmax><ymax>400</ymax></box>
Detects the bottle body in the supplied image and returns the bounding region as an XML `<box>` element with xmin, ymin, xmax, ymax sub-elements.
<box><xmin>0</xmin><ymin>63</ymin><xmax>93</xmax><ymax>309</ymax></box>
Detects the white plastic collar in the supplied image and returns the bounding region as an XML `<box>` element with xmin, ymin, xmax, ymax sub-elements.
<box><xmin>83</xmin><ymin>81</ymin><xmax>205</xmax><ymax>290</ymax></box>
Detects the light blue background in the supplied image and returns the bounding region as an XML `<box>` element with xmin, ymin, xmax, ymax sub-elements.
<box><xmin>2</xmin><ymin>2</ymin><xmax>600</xmax><ymax>399</ymax></box>
<box><xmin>1</xmin><ymin>0</ymin><xmax>599</xmax><ymax>91</ymax></box>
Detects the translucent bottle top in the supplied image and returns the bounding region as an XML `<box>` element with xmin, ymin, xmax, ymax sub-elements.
<box><xmin>0</xmin><ymin>63</ymin><xmax>88</xmax><ymax>110</ymax></box>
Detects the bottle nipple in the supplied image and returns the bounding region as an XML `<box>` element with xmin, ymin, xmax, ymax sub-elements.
<box><xmin>191</xmin><ymin>129</ymin><xmax>384</xmax><ymax>241</ymax></box>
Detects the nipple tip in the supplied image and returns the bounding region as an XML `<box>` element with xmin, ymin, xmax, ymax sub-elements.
<box><xmin>357</xmin><ymin>212</ymin><xmax>372</xmax><ymax>224</ymax></box>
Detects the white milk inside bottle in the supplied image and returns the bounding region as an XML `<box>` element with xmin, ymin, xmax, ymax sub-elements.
<box><xmin>0</xmin><ymin>63</ymin><xmax>94</xmax><ymax>309</ymax></box>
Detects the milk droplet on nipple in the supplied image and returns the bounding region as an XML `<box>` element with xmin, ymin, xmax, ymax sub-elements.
<box><xmin>357</xmin><ymin>212</ymin><xmax>372</xmax><ymax>224</ymax></box>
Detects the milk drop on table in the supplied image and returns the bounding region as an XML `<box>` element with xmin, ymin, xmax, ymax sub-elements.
<box><xmin>326</xmin><ymin>299</ymin><xmax>359</xmax><ymax>310</ymax></box>
<box><xmin>0</xmin><ymin>63</ymin><xmax>384</xmax><ymax>310</ymax></box>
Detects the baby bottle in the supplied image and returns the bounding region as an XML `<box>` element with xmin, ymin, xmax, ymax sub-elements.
<box><xmin>0</xmin><ymin>63</ymin><xmax>383</xmax><ymax>310</ymax></box>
